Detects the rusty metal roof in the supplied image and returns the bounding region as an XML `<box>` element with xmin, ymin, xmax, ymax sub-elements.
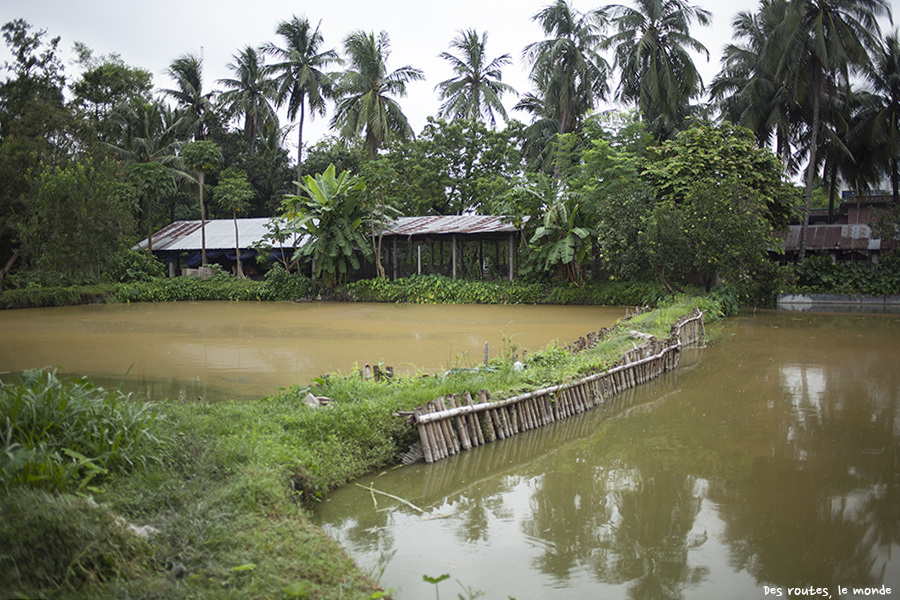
<box><xmin>782</xmin><ymin>224</ymin><xmax>882</xmax><ymax>252</ymax></box>
<box><xmin>383</xmin><ymin>215</ymin><xmax>520</xmax><ymax>237</ymax></box>
<box><xmin>136</xmin><ymin>215</ymin><xmax>521</xmax><ymax>253</ymax></box>
<box><xmin>134</xmin><ymin>218</ymin><xmax>305</xmax><ymax>252</ymax></box>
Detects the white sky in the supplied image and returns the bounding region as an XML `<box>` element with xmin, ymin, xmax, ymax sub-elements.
<box><xmin>2</xmin><ymin>0</ymin><xmax>898</xmax><ymax>151</ymax></box>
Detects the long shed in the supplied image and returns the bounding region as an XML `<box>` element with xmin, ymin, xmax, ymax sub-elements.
<box><xmin>137</xmin><ymin>215</ymin><xmax>524</xmax><ymax>281</ymax></box>
<box><xmin>379</xmin><ymin>215</ymin><xmax>523</xmax><ymax>281</ymax></box>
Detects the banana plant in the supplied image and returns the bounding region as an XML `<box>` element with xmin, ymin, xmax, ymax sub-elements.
<box><xmin>281</xmin><ymin>164</ymin><xmax>373</xmax><ymax>288</ymax></box>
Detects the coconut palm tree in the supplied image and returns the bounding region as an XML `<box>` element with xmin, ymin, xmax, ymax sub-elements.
<box><xmin>601</xmin><ymin>0</ymin><xmax>711</xmax><ymax>141</ymax></box>
<box><xmin>435</xmin><ymin>29</ymin><xmax>517</xmax><ymax>127</ymax></box>
<box><xmin>106</xmin><ymin>98</ymin><xmax>188</xmax><ymax>245</ymax></box>
<box><xmin>264</xmin><ymin>16</ymin><xmax>340</xmax><ymax>189</ymax></box>
<box><xmin>710</xmin><ymin>1</ymin><xmax>801</xmax><ymax>172</ymax></box>
<box><xmin>331</xmin><ymin>30</ymin><xmax>424</xmax><ymax>159</ymax></box>
<box><xmin>161</xmin><ymin>53</ymin><xmax>214</xmax><ymax>141</ymax></box>
<box><xmin>521</xmin><ymin>0</ymin><xmax>609</xmax><ymax>138</ymax></box>
<box><xmin>217</xmin><ymin>45</ymin><xmax>279</xmax><ymax>155</ymax></box>
<box><xmin>773</xmin><ymin>0</ymin><xmax>891</xmax><ymax>260</ymax></box>
<box><xmin>855</xmin><ymin>30</ymin><xmax>900</xmax><ymax>203</ymax></box>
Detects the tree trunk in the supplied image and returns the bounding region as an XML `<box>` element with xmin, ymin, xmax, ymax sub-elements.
<box><xmin>147</xmin><ymin>194</ymin><xmax>154</xmax><ymax>253</ymax></box>
<box><xmin>0</xmin><ymin>248</ymin><xmax>22</xmax><ymax>293</ymax></box>
<box><xmin>296</xmin><ymin>102</ymin><xmax>306</xmax><ymax>193</ymax></box>
<box><xmin>233</xmin><ymin>211</ymin><xmax>244</xmax><ymax>279</ymax></box>
<box><xmin>827</xmin><ymin>160</ymin><xmax>837</xmax><ymax>224</ymax></box>
<box><xmin>799</xmin><ymin>92</ymin><xmax>821</xmax><ymax>263</ymax></box>
<box><xmin>199</xmin><ymin>171</ymin><xmax>207</xmax><ymax>266</ymax></box>
<box><xmin>891</xmin><ymin>156</ymin><xmax>899</xmax><ymax>205</ymax></box>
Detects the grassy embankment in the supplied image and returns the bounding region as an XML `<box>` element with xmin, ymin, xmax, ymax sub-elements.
<box><xmin>0</xmin><ymin>279</ymin><xmax>733</xmax><ymax>599</ymax></box>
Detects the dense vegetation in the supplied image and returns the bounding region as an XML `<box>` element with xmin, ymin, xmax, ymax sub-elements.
<box><xmin>0</xmin><ymin>296</ymin><xmax>724</xmax><ymax>599</ymax></box>
<box><xmin>2</xmin><ymin>0</ymin><xmax>899</xmax><ymax>300</ymax></box>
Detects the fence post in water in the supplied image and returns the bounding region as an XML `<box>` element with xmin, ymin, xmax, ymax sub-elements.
<box><xmin>415</xmin><ymin>407</ymin><xmax>435</xmax><ymax>464</ymax></box>
<box><xmin>464</xmin><ymin>392</ymin><xmax>484</xmax><ymax>446</ymax></box>
<box><xmin>484</xmin><ymin>341</ymin><xmax>489</xmax><ymax>366</ymax></box>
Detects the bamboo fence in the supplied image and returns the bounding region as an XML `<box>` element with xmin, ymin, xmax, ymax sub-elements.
<box><xmin>409</xmin><ymin>310</ymin><xmax>705</xmax><ymax>464</ymax></box>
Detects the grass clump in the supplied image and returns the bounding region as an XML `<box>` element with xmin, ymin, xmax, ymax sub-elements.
<box><xmin>1</xmin><ymin>368</ymin><xmax>172</xmax><ymax>493</ymax></box>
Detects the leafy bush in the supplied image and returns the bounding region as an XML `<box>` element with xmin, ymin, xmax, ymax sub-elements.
<box><xmin>102</xmin><ymin>249</ymin><xmax>166</xmax><ymax>283</ymax></box>
<box><xmin>0</xmin><ymin>369</ymin><xmax>172</xmax><ymax>493</ymax></box>
<box><xmin>786</xmin><ymin>254</ymin><xmax>900</xmax><ymax>296</ymax></box>
<box><xmin>342</xmin><ymin>275</ymin><xmax>667</xmax><ymax>307</ymax></box>
<box><xmin>261</xmin><ymin>264</ymin><xmax>317</xmax><ymax>300</ymax></box>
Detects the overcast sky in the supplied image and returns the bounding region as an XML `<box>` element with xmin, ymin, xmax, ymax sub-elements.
<box><xmin>2</xmin><ymin>0</ymin><xmax>898</xmax><ymax>149</ymax></box>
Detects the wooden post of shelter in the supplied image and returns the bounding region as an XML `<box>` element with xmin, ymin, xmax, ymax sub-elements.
<box><xmin>508</xmin><ymin>233</ymin><xmax>515</xmax><ymax>281</ymax></box>
<box><xmin>452</xmin><ymin>234</ymin><xmax>458</xmax><ymax>279</ymax></box>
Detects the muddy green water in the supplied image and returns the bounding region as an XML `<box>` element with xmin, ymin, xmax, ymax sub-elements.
<box><xmin>0</xmin><ymin>301</ymin><xmax>626</xmax><ymax>401</ymax></box>
<box><xmin>313</xmin><ymin>310</ymin><xmax>900</xmax><ymax>600</ymax></box>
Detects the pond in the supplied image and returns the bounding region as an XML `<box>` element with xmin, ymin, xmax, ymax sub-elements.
<box><xmin>0</xmin><ymin>301</ymin><xmax>627</xmax><ymax>401</ymax></box>
<box><xmin>313</xmin><ymin>310</ymin><xmax>900</xmax><ymax>600</ymax></box>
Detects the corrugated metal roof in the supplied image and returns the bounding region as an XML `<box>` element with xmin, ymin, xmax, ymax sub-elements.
<box><xmin>383</xmin><ymin>215</ymin><xmax>520</xmax><ymax>237</ymax></box>
<box><xmin>135</xmin><ymin>218</ymin><xmax>306</xmax><ymax>252</ymax></box>
<box><xmin>137</xmin><ymin>215</ymin><xmax>521</xmax><ymax>253</ymax></box>
<box><xmin>782</xmin><ymin>224</ymin><xmax>882</xmax><ymax>252</ymax></box>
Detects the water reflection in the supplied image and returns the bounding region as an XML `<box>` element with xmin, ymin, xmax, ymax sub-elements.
<box><xmin>315</xmin><ymin>313</ymin><xmax>900</xmax><ymax>599</ymax></box>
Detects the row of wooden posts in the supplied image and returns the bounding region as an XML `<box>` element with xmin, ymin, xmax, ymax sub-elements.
<box><xmin>409</xmin><ymin>310</ymin><xmax>705</xmax><ymax>464</ymax></box>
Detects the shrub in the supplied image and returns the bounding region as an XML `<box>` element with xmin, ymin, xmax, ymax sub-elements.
<box><xmin>102</xmin><ymin>249</ymin><xmax>166</xmax><ymax>283</ymax></box>
<box><xmin>342</xmin><ymin>275</ymin><xmax>667</xmax><ymax>307</ymax></box>
<box><xmin>0</xmin><ymin>369</ymin><xmax>172</xmax><ymax>493</ymax></box>
<box><xmin>261</xmin><ymin>264</ymin><xmax>317</xmax><ymax>300</ymax></box>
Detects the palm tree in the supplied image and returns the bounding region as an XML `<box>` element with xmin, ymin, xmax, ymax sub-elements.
<box><xmin>710</xmin><ymin>1</ymin><xmax>801</xmax><ymax>172</ymax></box>
<box><xmin>331</xmin><ymin>30</ymin><xmax>424</xmax><ymax>159</ymax></box>
<box><xmin>264</xmin><ymin>16</ymin><xmax>340</xmax><ymax>189</ymax></box>
<box><xmin>856</xmin><ymin>30</ymin><xmax>900</xmax><ymax>203</ymax></box>
<box><xmin>106</xmin><ymin>98</ymin><xmax>188</xmax><ymax>247</ymax></box>
<box><xmin>773</xmin><ymin>0</ymin><xmax>891</xmax><ymax>261</ymax></box>
<box><xmin>601</xmin><ymin>0</ymin><xmax>711</xmax><ymax>141</ymax></box>
<box><xmin>521</xmin><ymin>0</ymin><xmax>608</xmax><ymax>138</ymax></box>
<box><xmin>435</xmin><ymin>29</ymin><xmax>517</xmax><ymax>127</ymax></box>
<box><xmin>161</xmin><ymin>53</ymin><xmax>214</xmax><ymax>140</ymax></box>
<box><xmin>217</xmin><ymin>45</ymin><xmax>279</xmax><ymax>155</ymax></box>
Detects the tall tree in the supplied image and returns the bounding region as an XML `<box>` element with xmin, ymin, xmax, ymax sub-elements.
<box><xmin>0</xmin><ymin>19</ymin><xmax>70</xmax><ymax>290</ymax></box>
<box><xmin>773</xmin><ymin>0</ymin><xmax>891</xmax><ymax>260</ymax></box>
<box><xmin>601</xmin><ymin>0</ymin><xmax>711</xmax><ymax>141</ymax></box>
<box><xmin>106</xmin><ymin>98</ymin><xmax>186</xmax><ymax>243</ymax></box>
<box><xmin>710</xmin><ymin>1</ymin><xmax>801</xmax><ymax>171</ymax></box>
<box><xmin>435</xmin><ymin>29</ymin><xmax>516</xmax><ymax>127</ymax></box>
<box><xmin>69</xmin><ymin>43</ymin><xmax>153</xmax><ymax>137</ymax></box>
<box><xmin>217</xmin><ymin>45</ymin><xmax>278</xmax><ymax>155</ymax></box>
<box><xmin>181</xmin><ymin>140</ymin><xmax>222</xmax><ymax>266</ymax></box>
<box><xmin>856</xmin><ymin>30</ymin><xmax>900</xmax><ymax>203</ymax></box>
<box><xmin>161</xmin><ymin>53</ymin><xmax>214</xmax><ymax>140</ymax></box>
<box><xmin>331</xmin><ymin>30</ymin><xmax>424</xmax><ymax>159</ymax></box>
<box><xmin>264</xmin><ymin>16</ymin><xmax>340</xmax><ymax>189</ymax></box>
<box><xmin>213</xmin><ymin>167</ymin><xmax>255</xmax><ymax>278</ymax></box>
<box><xmin>520</xmin><ymin>0</ymin><xmax>608</xmax><ymax>140</ymax></box>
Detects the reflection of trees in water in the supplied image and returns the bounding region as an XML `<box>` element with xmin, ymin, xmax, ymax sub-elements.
<box><xmin>522</xmin><ymin>450</ymin><xmax>708</xmax><ymax>599</ymax></box>
<box><xmin>591</xmin><ymin>472</ymin><xmax>708</xmax><ymax>600</ymax></box>
<box><xmin>450</xmin><ymin>491</ymin><xmax>513</xmax><ymax>545</ymax></box>
<box><xmin>713</xmin><ymin>360</ymin><xmax>900</xmax><ymax>588</ymax></box>
<box><xmin>521</xmin><ymin>458</ymin><xmax>617</xmax><ymax>580</ymax></box>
